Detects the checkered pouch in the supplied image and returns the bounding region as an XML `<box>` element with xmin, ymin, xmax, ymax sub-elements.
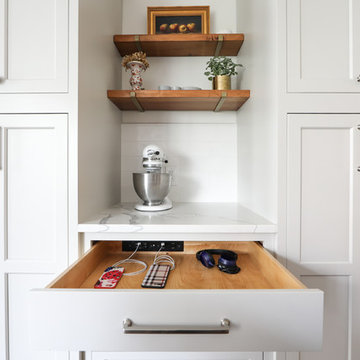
<box><xmin>141</xmin><ymin>264</ymin><xmax>170</xmax><ymax>288</ymax></box>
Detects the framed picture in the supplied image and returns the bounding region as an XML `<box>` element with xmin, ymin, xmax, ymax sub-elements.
<box><xmin>147</xmin><ymin>6</ymin><xmax>210</xmax><ymax>35</ymax></box>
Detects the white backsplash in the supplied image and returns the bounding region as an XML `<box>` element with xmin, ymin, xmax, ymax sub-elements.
<box><xmin>121</xmin><ymin>123</ymin><xmax>237</xmax><ymax>202</ymax></box>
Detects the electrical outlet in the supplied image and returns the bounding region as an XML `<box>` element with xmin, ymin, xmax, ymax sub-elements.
<box><xmin>122</xmin><ymin>241</ymin><xmax>184</xmax><ymax>252</ymax></box>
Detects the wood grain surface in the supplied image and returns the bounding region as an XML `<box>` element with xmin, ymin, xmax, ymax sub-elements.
<box><xmin>114</xmin><ymin>33</ymin><xmax>244</xmax><ymax>57</ymax></box>
<box><xmin>50</xmin><ymin>242</ymin><xmax>305</xmax><ymax>290</ymax></box>
<box><xmin>107</xmin><ymin>90</ymin><xmax>250</xmax><ymax>112</ymax></box>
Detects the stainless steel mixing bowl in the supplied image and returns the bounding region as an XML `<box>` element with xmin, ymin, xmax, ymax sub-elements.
<box><xmin>133</xmin><ymin>172</ymin><xmax>171</xmax><ymax>206</ymax></box>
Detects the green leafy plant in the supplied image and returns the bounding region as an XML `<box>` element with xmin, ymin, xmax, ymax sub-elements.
<box><xmin>204</xmin><ymin>56</ymin><xmax>243</xmax><ymax>81</ymax></box>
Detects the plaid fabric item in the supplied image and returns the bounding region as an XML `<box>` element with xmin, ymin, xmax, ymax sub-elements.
<box><xmin>141</xmin><ymin>264</ymin><xmax>170</xmax><ymax>288</ymax></box>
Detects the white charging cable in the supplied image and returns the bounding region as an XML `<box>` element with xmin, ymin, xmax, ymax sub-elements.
<box><xmin>112</xmin><ymin>243</ymin><xmax>148</xmax><ymax>276</ymax></box>
<box><xmin>153</xmin><ymin>243</ymin><xmax>175</xmax><ymax>270</ymax></box>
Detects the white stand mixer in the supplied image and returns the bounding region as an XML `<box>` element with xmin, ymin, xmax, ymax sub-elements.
<box><xmin>133</xmin><ymin>145</ymin><xmax>173</xmax><ymax>212</ymax></box>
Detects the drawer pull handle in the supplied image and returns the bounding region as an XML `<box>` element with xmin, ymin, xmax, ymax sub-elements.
<box><xmin>123</xmin><ymin>318</ymin><xmax>230</xmax><ymax>334</ymax></box>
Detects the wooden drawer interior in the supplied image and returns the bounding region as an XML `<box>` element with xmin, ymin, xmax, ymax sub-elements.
<box><xmin>49</xmin><ymin>241</ymin><xmax>306</xmax><ymax>290</ymax></box>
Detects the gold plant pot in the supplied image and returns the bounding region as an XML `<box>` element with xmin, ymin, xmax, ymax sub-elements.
<box><xmin>212</xmin><ymin>75</ymin><xmax>231</xmax><ymax>90</ymax></box>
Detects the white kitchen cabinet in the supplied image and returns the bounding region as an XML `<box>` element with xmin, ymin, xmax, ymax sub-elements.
<box><xmin>287</xmin><ymin>0</ymin><xmax>360</xmax><ymax>92</ymax></box>
<box><xmin>0</xmin><ymin>114</ymin><xmax>69</xmax><ymax>360</ymax></box>
<box><xmin>6</xmin><ymin>274</ymin><xmax>68</xmax><ymax>360</ymax></box>
<box><xmin>0</xmin><ymin>0</ymin><xmax>68</xmax><ymax>93</ymax></box>
<box><xmin>0</xmin><ymin>114</ymin><xmax>68</xmax><ymax>272</ymax></box>
<box><xmin>286</xmin><ymin>114</ymin><xmax>360</xmax><ymax>359</ymax></box>
<box><xmin>29</xmin><ymin>240</ymin><xmax>323</xmax><ymax>353</ymax></box>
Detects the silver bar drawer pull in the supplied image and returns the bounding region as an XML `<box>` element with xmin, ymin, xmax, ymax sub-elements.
<box><xmin>123</xmin><ymin>318</ymin><xmax>230</xmax><ymax>334</ymax></box>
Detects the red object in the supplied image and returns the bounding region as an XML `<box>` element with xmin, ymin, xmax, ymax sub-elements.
<box><xmin>94</xmin><ymin>268</ymin><xmax>124</xmax><ymax>289</ymax></box>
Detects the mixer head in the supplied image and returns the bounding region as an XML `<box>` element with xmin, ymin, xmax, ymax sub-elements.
<box><xmin>142</xmin><ymin>144</ymin><xmax>168</xmax><ymax>172</ymax></box>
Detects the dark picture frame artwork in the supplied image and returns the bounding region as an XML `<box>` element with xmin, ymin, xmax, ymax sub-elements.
<box><xmin>147</xmin><ymin>6</ymin><xmax>210</xmax><ymax>35</ymax></box>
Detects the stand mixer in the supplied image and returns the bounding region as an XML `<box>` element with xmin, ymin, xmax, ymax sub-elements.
<box><xmin>133</xmin><ymin>145</ymin><xmax>173</xmax><ymax>212</ymax></box>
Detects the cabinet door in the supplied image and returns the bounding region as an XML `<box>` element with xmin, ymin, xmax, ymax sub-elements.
<box><xmin>0</xmin><ymin>0</ymin><xmax>68</xmax><ymax>93</ymax></box>
<box><xmin>2</xmin><ymin>274</ymin><xmax>68</xmax><ymax>360</ymax></box>
<box><xmin>0</xmin><ymin>114</ymin><xmax>68</xmax><ymax>271</ymax></box>
<box><xmin>287</xmin><ymin>114</ymin><xmax>360</xmax><ymax>360</ymax></box>
<box><xmin>0</xmin><ymin>114</ymin><xmax>68</xmax><ymax>360</ymax></box>
<box><xmin>287</xmin><ymin>0</ymin><xmax>360</xmax><ymax>92</ymax></box>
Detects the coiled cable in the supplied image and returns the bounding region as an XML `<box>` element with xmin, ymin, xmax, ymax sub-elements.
<box><xmin>111</xmin><ymin>243</ymin><xmax>148</xmax><ymax>276</ymax></box>
<box><xmin>153</xmin><ymin>243</ymin><xmax>175</xmax><ymax>270</ymax></box>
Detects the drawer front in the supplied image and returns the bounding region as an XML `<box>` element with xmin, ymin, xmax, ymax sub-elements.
<box><xmin>29</xmin><ymin>289</ymin><xmax>323</xmax><ymax>352</ymax></box>
<box><xmin>91</xmin><ymin>352</ymin><xmax>263</xmax><ymax>360</ymax></box>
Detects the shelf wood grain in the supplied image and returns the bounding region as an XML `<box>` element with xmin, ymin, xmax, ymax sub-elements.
<box><xmin>107</xmin><ymin>89</ymin><xmax>250</xmax><ymax>112</ymax></box>
<box><xmin>114</xmin><ymin>33</ymin><xmax>244</xmax><ymax>57</ymax></box>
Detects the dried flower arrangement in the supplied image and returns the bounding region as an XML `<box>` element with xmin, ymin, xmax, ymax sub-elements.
<box><xmin>122</xmin><ymin>51</ymin><xmax>150</xmax><ymax>69</ymax></box>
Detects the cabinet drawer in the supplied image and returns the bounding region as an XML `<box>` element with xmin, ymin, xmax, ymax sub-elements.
<box><xmin>29</xmin><ymin>241</ymin><xmax>323</xmax><ymax>352</ymax></box>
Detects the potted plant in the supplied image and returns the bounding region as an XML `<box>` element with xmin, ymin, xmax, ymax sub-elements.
<box><xmin>122</xmin><ymin>52</ymin><xmax>150</xmax><ymax>90</ymax></box>
<box><xmin>204</xmin><ymin>56</ymin><xmax>243</xmax><ymax>90</ymax></box>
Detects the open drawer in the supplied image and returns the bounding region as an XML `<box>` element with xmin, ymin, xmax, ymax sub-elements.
<box><xmin>29</xmin><ymin>241</ymin><xmax>323</xmax><ymax>352</ymax></box>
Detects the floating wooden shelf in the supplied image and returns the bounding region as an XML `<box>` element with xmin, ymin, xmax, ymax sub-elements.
<box><xmin>107</xmin><ymin>90</ymin><xmax>250</xmax><ymax>112</ymax></box>
<box><xmin>114</xmin><ymin>33</ymin><xmax>244</xmax><ymax>57</ymax></box>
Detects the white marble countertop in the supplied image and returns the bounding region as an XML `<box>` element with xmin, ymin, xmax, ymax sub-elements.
<box><xmin>78</xmin><ymin>203</ymin><xmax>277</xmax><ymax>235</ymax></box>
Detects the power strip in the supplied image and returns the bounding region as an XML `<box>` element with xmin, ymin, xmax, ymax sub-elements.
<box><xmin>122</xmin><ymin>241</ymin><xmax>184</xmax><ymax>252</ymax></box>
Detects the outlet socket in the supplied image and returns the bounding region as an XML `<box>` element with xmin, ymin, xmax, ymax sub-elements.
<box><xmin>122</xmin><ymin>241</ymin><xmax>183</xmax><ymax>252</ymax></box>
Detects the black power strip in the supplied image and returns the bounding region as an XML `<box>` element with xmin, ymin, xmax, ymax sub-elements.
<box><xmin>122</xmin><ymin>241</ymin><xmax>184</xmax><ymax>252</ymax></box>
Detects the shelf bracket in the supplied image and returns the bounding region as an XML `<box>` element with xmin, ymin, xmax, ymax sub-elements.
<box><xmin>214</xmin><ymin>92</ymin><xmax>227</xmax><ymax>112</ymax></box>
<box><xmin>134</xmin><ymin>35</ymin><xmax>143</xmax><ymax>52</ymax></box>
<box><xmin>130</xmin><ymin>91</ymin><xmax>144</xmax><ymax>112</ymax></box>
<box><xmin>214</xmin><ymin>35</ymin><xmax>224</xmax><ymax>57</ymax></box>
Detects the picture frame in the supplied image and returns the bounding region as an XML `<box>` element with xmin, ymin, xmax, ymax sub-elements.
<box><xmin>147</xmin><ymin>6</ymin><xmax>210</xmax><ymax>35</ymax></box>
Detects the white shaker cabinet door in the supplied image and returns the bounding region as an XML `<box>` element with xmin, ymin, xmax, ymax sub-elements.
<box><xmin>0</xmin><ymin>0</ymin><xmax>68</xmax><ymax>93</ymax></box>
<box><xmin>287</xmin><ymin>0</ymin><xmax>360</xmax><ymax>92</ymax></box>
<box><xmin>287</xmin><ymin>114</ymin><xmax>360</xmax><ymax>360</ymax></box>
<box><xmin>3</xmin><ymin>274</ymin><xmax>68</xmax><ymax>360</ymax></box>
<box><xmin>0</xmin><ymin>114</ymin><xmax>68</xmax><ymax>273</ymax></box>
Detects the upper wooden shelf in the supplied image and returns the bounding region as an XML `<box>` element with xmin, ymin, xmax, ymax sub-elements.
<box><xmin>107</xmin><ymin>90</ymin><xmax>250</xmax><ymax>112</ymax></box>
<box><xmin>114</xmin><ymin>33</ymin><xmax>244</xmax><ymax>57</ymax></box>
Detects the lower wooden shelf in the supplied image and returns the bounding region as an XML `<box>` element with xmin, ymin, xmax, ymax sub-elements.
<box><xmin>107</xmin><ymin>89</ymin><xmax>250</xmax><ymax>112</ymax></box>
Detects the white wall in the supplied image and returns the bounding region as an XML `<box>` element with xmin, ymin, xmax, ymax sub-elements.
<box><xmin>236</xmin><ymin>0</ymin><xmax>277</xmax><ymax>222</ymax></box>
<box><xmin>121</xmin><ymin>123</ymin><xmax>238</xmax><ymax>202</ymax></box>
<box><xmin>120</xmin><ymin>0</ymin><xmax>240</xmax><ymax>203</ymax></box>
<box><xmin>78</xmin><ymin>0</ymin><xmax>123</xmax><ymax>222</ymax></box>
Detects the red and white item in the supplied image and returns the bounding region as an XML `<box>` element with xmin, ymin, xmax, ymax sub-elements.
<box><xmin>94</xmin><ymin>267</ymin><xmax>124</xmax><ymax>289</ymax></box>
